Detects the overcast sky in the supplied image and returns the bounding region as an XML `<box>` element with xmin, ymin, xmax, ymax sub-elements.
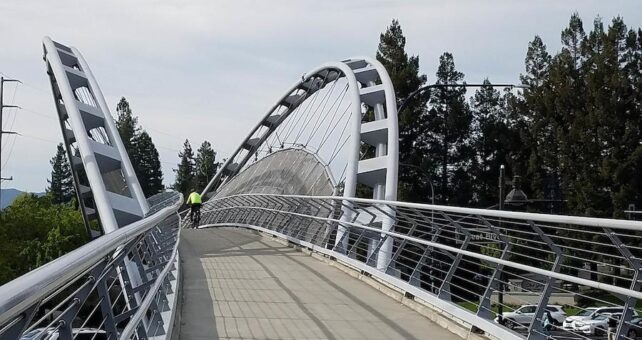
<box><xmin>1</xmin><ymin>0</ymin><xmax>640</xmax><ymax>192</ymax></box>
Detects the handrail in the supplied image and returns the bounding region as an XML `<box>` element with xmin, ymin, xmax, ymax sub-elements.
<box><xmin>0</xmin><ymin>194</ymin><xmax>182</xmax><ymax>327</ymax></box>
<box><xmin>203</xmin><ymin>193</ymin><xmax>642</xmax><ymax>231</ymax></box>
<box><xmin>202</xmin><ymin>204</ymin><xmax>642</xmax><ymax>301</ymax></box>
<box><xmin>200</xmin><ymin>193</ymin><xmax>642</xmax><ymax>340</ymax></box>
<box><xmin>120</xmin><ymin>211</ymin><xmax>183</xmax><ymax>339</ymax></box>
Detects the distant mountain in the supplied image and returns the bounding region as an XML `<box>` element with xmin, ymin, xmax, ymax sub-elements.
<box><xmin>1</xmin><ymin>189</ymin><xmax>45</xmax><ymax>209</ymax></box>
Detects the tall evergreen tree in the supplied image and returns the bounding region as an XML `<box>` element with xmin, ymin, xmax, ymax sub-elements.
<box><xmin>470</xmin><ymin>79</ymin><xmax>512</xmax><ymax>207</ymax></box>
<box><xmin>195</xmin><ymin>141</ymin><xmax>220</xmax><ymax>190</ymax></box>
<box><xmin>47</xmin><ymin>144</ymin><xmax>75</xmax><ymax>204</ymax></box>
<box><xmin>132</xmin><ymin>131</ymin><xmax>164</xmax><ymax>196</ymax></box>
<box><xmin>174</xmin><ymin>139</ymin><xmax>195</xmax><ymax>196</ymax></box>
<box><xmin>424</xmin><ymin>53</ymin><xmax>473</xmax><ymax>206</ymax></box>
<box><xmin>115</xmin><ymin>97</ymin><xmax>138</xmax><ymax>155</ymax></box>
<box><xmin>115</xmin><ymin>97</ymin><xmax>165</xmax><ymax>198</ymax></box>
<box><xmin>376</xmin><ymin>19</ymin><xmax>429</xmax><ymax>202</ymax></box>
<box><xmin>520</xmin><ymin>35</ymin><xmax>555</xmax><ymax>201</ymax></box>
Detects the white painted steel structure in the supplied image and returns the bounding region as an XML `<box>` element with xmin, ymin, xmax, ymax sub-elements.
<box><xmin>43</xmin><ymin>37</ymin><xmax>149</xmax><ymax>236</ymax></box>
<box><xmin>201</xmin><ymin>57</ymin><xmax>400</xmax><ymax>268</ymax></box>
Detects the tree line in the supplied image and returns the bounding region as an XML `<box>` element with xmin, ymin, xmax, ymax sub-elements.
<box><xmin>380</xmin><ymin>15</ymin><xmax>641</xmax><ymax>219</ymax></box>
<box><xmin>0</xmin><ymin>97</ymin><xmax>221</xmax><ymax>284</ymax></box>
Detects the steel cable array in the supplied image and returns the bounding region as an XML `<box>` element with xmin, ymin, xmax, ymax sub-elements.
<box><xmin>198</xmin><ymin>193</ymin><xmax>642</xmax><ymax>340</ymax></box>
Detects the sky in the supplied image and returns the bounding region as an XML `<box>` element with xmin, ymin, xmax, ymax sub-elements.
<box><xmin>0</xmin><ymin>0</ymin><xmax>641</xmax><ymax>193</ymax></box>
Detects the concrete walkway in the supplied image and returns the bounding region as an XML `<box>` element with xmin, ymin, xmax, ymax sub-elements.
<box><xmin>178</xmin><ymin>227</ymin><xmax>459</xmax><ymax>340</ymax></box>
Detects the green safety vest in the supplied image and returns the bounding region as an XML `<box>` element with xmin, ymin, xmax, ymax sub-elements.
<box><xmin>188</xmin><ymin>192</ymin><xmax>202</xmax><ymax>204</ymax></box>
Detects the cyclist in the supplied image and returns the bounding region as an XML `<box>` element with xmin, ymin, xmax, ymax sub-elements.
<box><xmin>186</xmin><ymin>189</ymin><xmax>202</xmax><ymax>225</ymax></box>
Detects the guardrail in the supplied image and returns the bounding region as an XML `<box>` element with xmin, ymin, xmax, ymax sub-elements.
<box><xmin>199</xmin><ymin>193</ymin><xmax>642</xmax><ymax>340</ymax></box>
<box><xmin>0</xmin><ymin>191</ymin><xmax>183</xmax><ymax>340</ymax></box>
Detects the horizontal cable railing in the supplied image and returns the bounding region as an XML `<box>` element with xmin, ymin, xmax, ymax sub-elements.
<box><xmin>199</xmin><ymin>193</ymin><xmax>642</xmax><ymax>340</ymax></box>
<box><xmin>0</xmin><ymin>191</ymin><xmax>183</xmax><ymax>340</ymax></box>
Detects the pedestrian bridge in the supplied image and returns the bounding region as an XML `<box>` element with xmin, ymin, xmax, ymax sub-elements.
<box><xmin>1</xmin><ymin>37</ymin><xmax>642</xmax><ymax>340</ymax></box>
<box><xmin>179</xmin><ymin>227</ymin><xmax>457</xmax><ymax>340</ymax></box>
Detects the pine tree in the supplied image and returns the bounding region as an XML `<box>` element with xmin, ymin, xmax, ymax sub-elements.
<box><xmin>174</xmin><ymin>139</ymin><xmax>195</xmax><ymax>196</ymax></box>
<box><xmin>115</xmin><ymin>97</ymin><xmax>139</xmax><ymax>156</ymax></box>
<box><xmin>115</xmin><ymin>97</ymin><xmax>165</xmax><ymax>198</ymax></box>
<box><xmin>132</xmin><ymin>131</ymin><xmax>164</xmax><ymax>196</ymax></box>
<box><xmin>520</xmin><ymin>36</ymin><xmax>555</xmax><ymax>201</ymax></box>
<box><xmin>47</xmin><ymin>143</ymin><xmax>75</xmax><ymax>204</ymax></box>
<box><xmin>470</xmin><ymin>79</ymin><xmax>510</xmax><ymax>207</ymax></box>
<box><xmin>376</xmin><ymin>19</ymin><xmax>429</xmax><ymax>203</ymax></box>
<box><xmin>425</xmin><ymin>53</ymin><xmax>473</xmax><ymax>206</ymax></box>
<box><xmin>195</xmin><ymin>141</ymin><xmax>220</xmax><ymax>190</ymax></box>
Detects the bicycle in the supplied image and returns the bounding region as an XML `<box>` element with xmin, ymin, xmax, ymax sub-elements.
<box><xmin>190</xmin><ymin>207</ymin><xmax>201</xmax><ymax>228</ymax></box>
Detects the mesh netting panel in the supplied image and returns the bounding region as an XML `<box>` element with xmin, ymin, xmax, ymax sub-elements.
<box><xmin>214</xmin><ymin>148</ymin><xmax>335</xmax><ymax>198</ymax></box>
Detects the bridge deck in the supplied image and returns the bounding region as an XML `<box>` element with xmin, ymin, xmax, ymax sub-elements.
<box><xmin>178</xmin><ymin>227</ymin><xmax>458</xmax><ymax>340</ymax></box>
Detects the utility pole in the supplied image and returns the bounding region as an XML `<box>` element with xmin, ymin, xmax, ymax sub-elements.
<box><xmin>0</xmin><ymin>76</ymin><xmax>21</xmax><ymax>209</ymax></box>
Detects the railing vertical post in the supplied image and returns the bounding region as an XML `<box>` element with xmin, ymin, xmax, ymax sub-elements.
<box><xmin>477</xmin><ymin>216</ymin><xmax>511</xmax><ymax>320</ymax></box>
<box><xmin>526</xmin><ymin>221</ymin><xmax>562</xmax><ymax>340</ymax></box>
<box><xmin>605</xmin><ymin>227</ymin><xmax>642</xmax><ymax>340</ymax></box>
<box><xmin>437</xmin><ymin>214</ymin><xmax>471</xmax><ymax>302</ymax></box>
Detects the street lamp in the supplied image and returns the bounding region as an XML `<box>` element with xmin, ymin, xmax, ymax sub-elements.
<box><xmin>504</xmin><ymin>175</ymin><xmax>528</xmax><ymax>206</ymax></box>
<box><xmin>497</xmin><ymin>165</ymin><xmax>529</xmax><ymax>323</ymax></box>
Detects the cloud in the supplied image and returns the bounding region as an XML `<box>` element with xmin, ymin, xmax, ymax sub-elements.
<box><xmin>1</xmin><ymin>0</ymin><xmax>640</xmax><ymax>192</ymax></box>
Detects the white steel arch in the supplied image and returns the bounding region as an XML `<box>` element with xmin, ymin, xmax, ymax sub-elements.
<box><xmin>43</xmin><ymin>37</ymin><xmax>149</xmax><ymax>236</ymax></box>
<box><xmin>201</xmin><ymin>58</ymin><xmax>400</xmax><ymax>266</ymax></box>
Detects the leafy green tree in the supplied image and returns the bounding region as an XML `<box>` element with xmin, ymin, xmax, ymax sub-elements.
<box><xmin>376</xmin><ymin>19</ymin><xmax>429</xmax><ymax>203</ymax></box>
<box><xmin>132</xmin><ymin>131</ymin><xmax>164</xmax><ymax>196</ymax></box>
<box><xmin>195</xmin><ymin>141</ymin><xmax>220</xmax><ymax>190</ymax></box>
<box><xmin>0</xmin><ymin>194</ymin><xmax>84</xmax><ymax>284</ymax></box>
<box><xmin>46</xmin><ymin>143</ymin><xmax>75</xmax><ymax>204</ymax></box>
<box><xmin>174</xmin><ymin>139</ymin><xmax>195</xmax><ymax>196</ymax></box>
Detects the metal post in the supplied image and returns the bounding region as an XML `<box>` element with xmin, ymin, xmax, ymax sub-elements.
<box><xmin>497</xmin><ymin>164</ymin><xmax>505</xmax><ymax>321</ymax></box>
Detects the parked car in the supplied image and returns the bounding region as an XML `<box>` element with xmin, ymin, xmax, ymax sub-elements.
<box><xmin>21</xmin><ymin>328</ymin><xmax>107</xmax><ymax>340</ymax></box>
<box><xmin>562</xmin><ymin>307</ymin><xmax>598</xmax><ymax>330</ymax></box>
<box><xmin>572</xmin><ymin>307</ymin><xmax>638</xmax><ymax>335</ymax></box>
<box><xmin>574</xmin><ymin>313</ymin><xmax>621</xmax><ymax>336</ymax></box>
<box><xmin>496</xmin><ymin>304</ymin><xmax>567</xmax><ymax>329</ymax></box>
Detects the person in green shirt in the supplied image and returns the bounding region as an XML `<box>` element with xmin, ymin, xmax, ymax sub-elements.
<box><xmin>186</xmin><ymin>189</ymin><xmax>202</xmax><ymax>224</ymax></box>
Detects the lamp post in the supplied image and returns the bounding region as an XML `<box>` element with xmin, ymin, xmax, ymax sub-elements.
<box><xmin>497</xmin><ymin>165</ymin><xmax>506</xmax><ymax>321</ymax></box>
<box><xmin>497</xmin><ymin>165</ymin><xmax>529</xmax><ymax>322</ymax></box>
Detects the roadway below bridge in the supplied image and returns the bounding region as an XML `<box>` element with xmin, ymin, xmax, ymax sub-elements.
<box><xmin>177</xmin><ymin>227</ymin><xmax>460</xmax><ymax>340</ymax></box>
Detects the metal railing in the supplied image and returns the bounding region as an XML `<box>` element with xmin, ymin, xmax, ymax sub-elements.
<box><xmin>0</xmin><ymin>191</ymin><xmax>183</xmax><ymax>340</ymax></box>
<box><xmin>199</xmin><ymin>193</ymin><xmax>642</xmax><ymax>340</ymax></box>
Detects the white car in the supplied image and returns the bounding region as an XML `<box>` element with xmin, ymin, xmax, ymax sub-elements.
<box><xmin>562</xmin><ymin>307</ymin><xmax>598</xmax><ymax>330</ymax></box>
<box><xmin>573</xmin><ymin>313</ymin><xmax>616</xmax><ymax>336</ymax></box>
<box><xmin>569</xmin><ymin>307</ymin><xmax>638</xmax><ymax>334</ymax></box>
<box><xmin>497</xmin><ymin>304</ymin><xmax>566</xmax><ymax>329</ymax></box>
